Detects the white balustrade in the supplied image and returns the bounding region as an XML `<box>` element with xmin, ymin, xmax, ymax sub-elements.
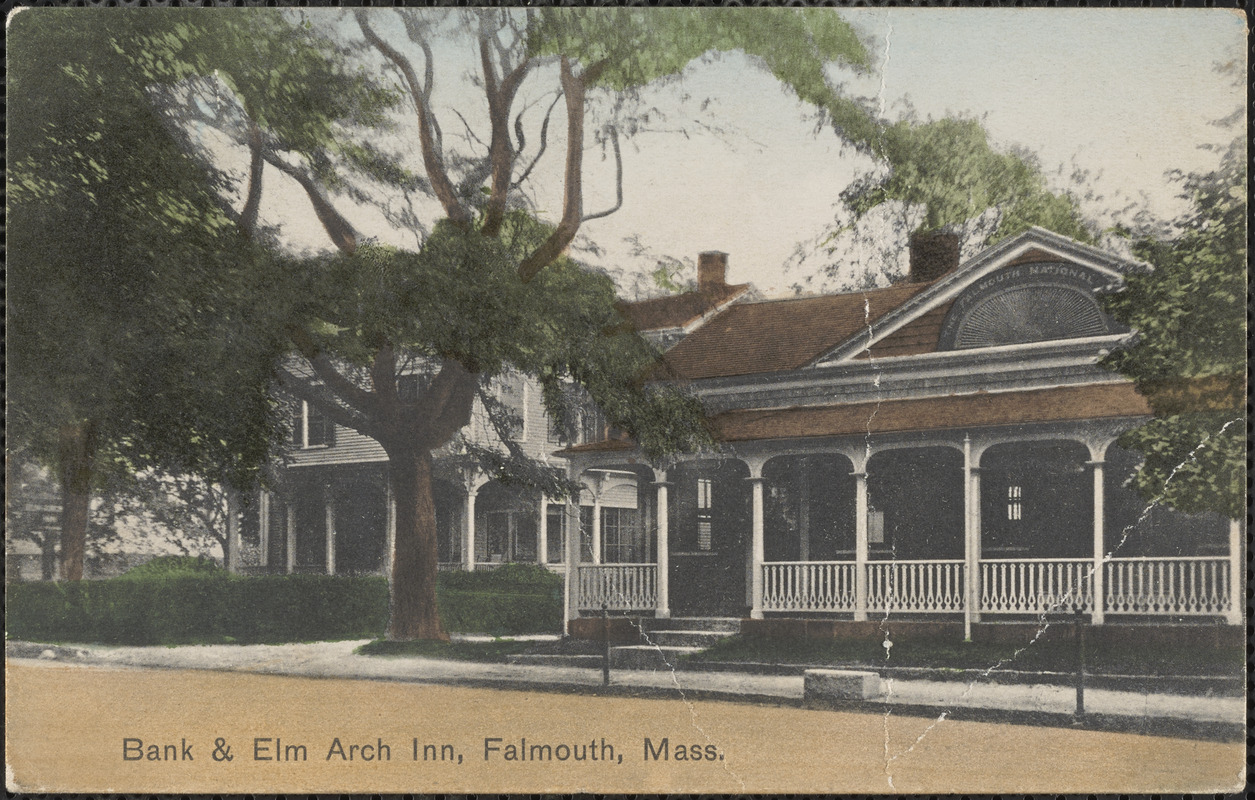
<box><xmin>762</xmin><ymin>561</ymin><xmax>857</xmax><ymax>612</ymax></box>
<box><xmin>578</xmin><ymin>563</ymin><xmax>657</xmax><ymax>611</ymax></box>
<box><xmin>1105</xmin><ymin>556</ymin><xmax>1231</xmax><ymax>616</ymax></box>
<box><xmin>866</xmin><ymin>560</ymin><xmax>965</xmax><ymax>613</ymax></box>
<box><xmin>980</xmin><ymin>558</ymin><xmax>1092</xmax><ymax>614</ymax></box>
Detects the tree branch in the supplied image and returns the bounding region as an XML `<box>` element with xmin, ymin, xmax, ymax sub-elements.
<box><xmin>238</xmin><ymin>119</ymin><xmax>265</xmax><ymax>237</ymax></box>
<box><xmin>582</xmin><ymin>127</ymin><xmax>623</xmax><ymax>222</ymax></box>
<box><xmin>480</xmin><ymin>29</ymin><xmax>533</xmax><ymax>237</ymax></box>
<box><xmin>517</xmin><ymin>57</ymin><xmax>587</xmax><ymax>281</ymax></box>
<box><xmin>417</xmin><ymin>359</ymin><xmax>479</xmax><ymax>448</ymax></box>
<box><xmin>286</xmin><ymin>324</ymin><xmax>378</xmax><ymax>416</ymax></box>
<box><xmin>262</xmin><ymin>151</ymin><xmax>358</xmax><ymax>253</ymax></box>
<box><xmin>358</xmin><ymin>11</ymin><xmax>470</xmax><ymax>228</ymax></box>
<box><xmin>276</xmin><ymin>366</ymin><xmax>371</xmax><ymax>436</ymax></box>
<box><xmin>511</xmin><ymin>92</ymin><xmax>563</xmax><ymax>190</ymax></box>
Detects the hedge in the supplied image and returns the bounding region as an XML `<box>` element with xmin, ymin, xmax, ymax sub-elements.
<box><xmin>7</xmin><ymin>568</ymin><xmax>562</xmax><ymax>645</ymax></box>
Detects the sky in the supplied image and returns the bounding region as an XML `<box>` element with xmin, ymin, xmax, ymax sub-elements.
<box><xmin>253</xmin><ymin>8</ymin><xmax>1245</xmax><ymax>298</ymax></box>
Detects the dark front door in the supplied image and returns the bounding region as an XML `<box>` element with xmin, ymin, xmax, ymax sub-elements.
<box><xmin>669</xmin><ymin>463</ymin><xmax>750</xmax><ymax>617</ymax></box>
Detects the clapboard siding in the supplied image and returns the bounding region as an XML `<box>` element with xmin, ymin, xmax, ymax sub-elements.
<box><xmin>289</xmin><ymin>375</ymin><xmax>569</xmax><ymax>469</ymax></box>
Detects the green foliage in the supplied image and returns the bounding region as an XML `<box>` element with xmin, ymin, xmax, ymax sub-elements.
<box><xmin>6</xmin><ymin>568</ymin><xmax>562</xmax><ymax>645</ymax></box>
<box><xmin>7</xmin><ymin>10</ymin><xmax>306</xmax><ymax>494</ymax></box>
<box><xmin>841</xmin><ymin>116</ymin><xmax>1094</xmax><ymax>242</ymax></box>
<box><xmin>119</xmin><ymin>555</ymin><xmax>225</xmax><ymax>580</ymax></box>
<box><xmin>528</xmin><ymin>8</ymin><xmax>878</xmax><ymax>148</ymax></box>
<box><xmin>1101</xmin><ymin>137</ymin><xmax>1245</xmax><ymax>518</ymax></box>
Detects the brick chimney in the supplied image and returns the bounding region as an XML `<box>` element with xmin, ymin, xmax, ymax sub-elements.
<box><xmin>697</xmin><ymin>251</ymin><xmax>728</xmax><ymax>294</ymax></box>
<box><xmin>908</xmin><ymin>230</ymin><xmax>961</xmax><ymax>283</ymax></box>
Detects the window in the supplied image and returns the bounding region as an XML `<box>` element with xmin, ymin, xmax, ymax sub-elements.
<box><xmin>696</xmin><ymin>478</ymin><xmax>713</xmax><ymax>551</ymax></box>
<box><xmin>868</xmin><ymin>508</ymin><xmax>885</xmax><ymax>544</ymax></box>
<box><xmin>294</xmin><ymin>401</ymin><xmax>334</xmax><ymax>449</ymax></box>
<box><xmin>497</xmin><ymin>373</ymin><xmax>526</xmax><ymax>441</ymax></box>
<box><xmin>546</xmin><ymin>504</ymin><xmax>566</xmax><ymax>562</ymax></box>
<box><xmin>601</xmin><ymin>507</ymin><xmax>641</xmax><ymax>563</ymax></box>
<box><xmin>579</xmin><ymin>405</ymin><xmax>607</xmax><ymax>444</ymax></box>
<box><xmin>397</xmin><ymin>374</ymin><xmax>421</xmax><ymax>403</ymax></box>
<box><xmin>1007</xmin><ymin>485</ymin><xmax>1023</xmax><ymax>521</ymax></box>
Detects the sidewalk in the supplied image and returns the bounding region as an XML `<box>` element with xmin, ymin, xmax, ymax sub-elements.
<box><xmin>7</xmin><ymin>639</ymin><xmax>1243</xmax><ymax>739</ymax></box>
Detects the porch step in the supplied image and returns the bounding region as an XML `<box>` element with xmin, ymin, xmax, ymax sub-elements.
<box><xmin>643</xmin><ymin>629</ymin><xmax>733</xmax><ymax>648</ymax></box>
<box><xmin>610</xmin><ymin>645</ymin><xmax>703</xmax><ymax>671</ymax></box>
<box><xmin>646</xmin><ymin>617</ymin><xmax>742</xmax><ymax>634</ymax></box>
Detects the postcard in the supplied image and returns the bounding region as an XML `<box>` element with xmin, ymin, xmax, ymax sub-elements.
<box><xmin>6</xmin><ymin>5</ymin><xmax>1246</xmax><ymax>794</ymax></box>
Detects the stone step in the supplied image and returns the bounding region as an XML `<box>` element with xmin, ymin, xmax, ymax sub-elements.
<box><xmin>610</xmin><ymin>645</ymin><xmax>703</xmax><ymax>671</ymax></box>
<box><xmin>643</xmin><ymin>629</ymin><xmax>733</xmax><ymax>648</ymax></box>
<box><xmin>645</xmin><ymin>617</ymin><xmax>742</xmax><ymax>634</ymax></box>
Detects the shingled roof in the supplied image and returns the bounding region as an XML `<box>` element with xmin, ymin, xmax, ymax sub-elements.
<box><xmin>563</xmin><ymin>383</ymin><xmax>1152</xmax><ymax>454</ymax></box>
<box><xmin>618</xmin><ymin>282</ymin><xmax>750</xmax><ymax>332</ymax></box>
<box><xmin>657</xmin><ymin>281</ymin><xmax>932</xmax><ymax>380</ymax></box>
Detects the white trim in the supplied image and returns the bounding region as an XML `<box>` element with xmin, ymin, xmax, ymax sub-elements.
<box><xmin>814</xmin><ymin>228</ymin><xmax>1143</xmax><ymax>365</ymax></box>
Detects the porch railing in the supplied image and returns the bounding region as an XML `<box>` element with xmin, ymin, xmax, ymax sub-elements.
<box><xmin>980</xmin><ymin>558</ymin><xmax>1093</xmax><ymax>614</ymax></box>
<box><xmin>867</xmin><ymin>559</ymin><xmax>966</xmax><ymax>613</ymax></box>
<box><xmin>762</xmin><ymin>561</ymin><xmax>856</xmax><ymax>612</ymax></box>
<box><xmin>1105</xmin><ymin>556</ymin><xmax>1230</xmax><ymax>616</ymax></box>
<box><xmin>578</xmin><ymin>563</ymin><xmax>657</xmax><ymax>611</ymax></box>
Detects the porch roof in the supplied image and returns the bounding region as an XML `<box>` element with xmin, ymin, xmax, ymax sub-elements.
<box><xmin>562</xmin><ymin>382</ymin><xmax>1151</xmax><ymax>453</ymax></box>
<box><xmin>656</xmin><ymin>281</ymin><xmax>932</xmax><ymax>379</ymax></box>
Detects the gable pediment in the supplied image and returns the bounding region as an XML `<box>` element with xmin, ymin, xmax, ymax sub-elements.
<box><xmin>820</xmin><ymin>228</ymin><xmax>1143</xmax><ymax>365</ymax></box>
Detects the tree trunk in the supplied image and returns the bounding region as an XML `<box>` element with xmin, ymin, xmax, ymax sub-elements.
<box><xmin>57</xmin><ymin>421</ymin><xmax>97</xmax><ymax>582</ymax></box>
<box><xmin>40</xmin><ymin>535</ymin><xmax>58</xmax><ymax>581</ymax></box>
<box><xmin>385</xmin><ymin>444</ymin><xmax>448</xmax><ymax>641</ymax></box>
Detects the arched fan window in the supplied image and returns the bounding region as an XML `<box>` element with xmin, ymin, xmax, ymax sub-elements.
<box><xmin>953</xmin><ymin>285</ymin><xmax>1109</xmax><ymax>349</ymax></box>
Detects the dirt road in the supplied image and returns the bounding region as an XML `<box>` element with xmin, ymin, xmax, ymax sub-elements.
<box><xmin>6</xmin><ymin>660</ymin><xmax>1243</xmax><ymax>794</ymax></box>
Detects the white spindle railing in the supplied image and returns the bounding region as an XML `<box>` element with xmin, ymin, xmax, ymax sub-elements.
<box><xmin>866</xmin><ymin>560</ymin><xmax>965</xmax><ymax>613</ymax></box>
<box><xmin>578</xmin><ymin>563</ymin><xmax>657</xmax><ymax>611</ymax></box>
<box><xmin>1105</xmin><ymin>556</ymin><xmax>1230</xmax><ymax>616</ymax></box>
<box><xmin>762</xmin><ymin>561</ymin><xmax>857</xmax><ymax>612</ymax></box>
<box><xmin>980</xmin><ymin>558</ymin><xmax>1092</xmax><ymax>614</ymax></box>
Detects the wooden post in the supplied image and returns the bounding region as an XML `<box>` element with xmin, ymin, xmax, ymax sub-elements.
<box><xmin>385</xmin><ymin>477</ymin><xmax>396</xmax><ymax>579</ymax></box>
<box><xmin>324</xmin><ymin>487</ymin><xmax>335</xmax><ymax>576</ymax></box>
<box><xmin>749</xmin><ymin>476</ymin><xmax>765</xmax><ymax>620</ymax></box>
<box><xmin>563</xmin><ymin>485</ymin><xmax>581</xmax><ymax>635</ymax></box>
<box><xmin>258</xmin><ymin>490</ymin><xmax>271</xmax><ymax>569</ymax></box>
<box><xmin>963</xmin><ymin>436</ymin><xmax>977</xmax><ymax>639</ymax></box>
<box><xmin>853</xmin><ymin>471</ymin><xmax>869</xmax><ymax>622</ymax></box>
<box><xmin>225</xmin><ymin>488</ymin><xmax>242</xmax><ymax>574</ymax></box>
<box><xmin>462</xmin><ymin>486</ymin><xmax>477</xmax><ymax>572</ymax></box>
<box><xmin>1089</xmin><ymin>460</ymin><xmax>1105</xmax><ymax>625</ymax></box>
<box><xmin>591</xmin><ymin>496</ymin><xmax>602</xmax><ymax>565</ymax></box>
<box><xmin>655</xmin><ymin>476</ymin><xmax>670</xmax><ymax>619</ymax></box>
<box><xmin>537</xmin><ymin>493</ymin><xmax>549</xmax><ymax>566</ymax></box>
<box><xmin>285</xmin><ymin>502</ymin><xmax>296</xmax><ymax>573</ymax></box>
<box><xmin>1226</xmin><ymin>518</ymin><xmax>1243</xmax><ymax>625</ymax></box>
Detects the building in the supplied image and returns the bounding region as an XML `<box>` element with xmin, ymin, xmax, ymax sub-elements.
<box><xmin>234</xmin><ymin>254</ymin><xmax>751</xmax><ymax>578</ymax></box>
<box><xmin>560</xmin><ymin>228</ymin><xmax>1241</xmax><ymax>632</ymax></box>
<box><xmin>246</xmin><ymin>228</ymin><xmax>1240</xmax><ymax>634</ymax></box>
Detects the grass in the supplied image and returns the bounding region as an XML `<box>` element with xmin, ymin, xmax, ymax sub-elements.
<box><xmin>355</xmin><ymin>638</ymin><xmax>536</xmax><ymax>662</ymax></box>
<box><xmin>689</xmin><ymin>635</ymin><xmax>1245</xmax><ymax>677</ymax></box>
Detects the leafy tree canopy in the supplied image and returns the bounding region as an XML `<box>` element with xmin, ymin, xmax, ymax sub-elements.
<box><xmin>1101</xmin><ymin>135</ymin><xmax>1245</xmax><ymax>518</ymax></box>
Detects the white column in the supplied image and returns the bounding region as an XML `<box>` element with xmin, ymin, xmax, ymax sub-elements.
<box><xmin>853</xmin><ymin>471</ymin><xmax>869</xmax><ymax>622</ymax></box>
<box><xmin>385</xmin><ymin>478</ymin><xmax>396</xmax><ymax>579</ymax></box>
<box><xmin>1226</xmin><ymin>518</ymin><xmax>1243</xmax><ymax>625</ymax></box>
<box><xmin>258</xmin><ymin>490</ymin><xmax>271</xmax><ymax>569</ymax></box>
<box><xmin>285</xmin><ymin>502</ymin><xmax>296</xmax><ymax>573</ymax></box>
<box><xmin>963</xmin><ymin>436</ymin><xmax>979</xmax><ymax>638</ymax></box>
<box><xmin>324</xmin><ymin>488</ymin><xmax>336</xmax><ymax>576</ymax></box>
<box><xmin>655</xmin><ymin>476</ymin><xmax>670</xmax><ymax>619</ymax></box>
<box><xmin>563</xmin><ymin>489</ymin><xmax>581</xmax><ymax>633</ymax></box>
<box><xmin>462</xmin><ymin>487</ymin><xmax>477</xmax><ymax>572</ymax></box>
<box><xmin>749</xmin><ymin>476</ymin><xmax>766</xmax><ymax>620</ymax></box>
<box><xmin>225</xmin><ymin>488</ymin><xmax>242</xmax><ymax>574</ymax></box>
<box><xmin>537</xmin><ymin>494</ymin><xmax>549</xmax><ymax>566</ymax></box>
<box><xmin>591</xmin><ymin>496</ymin><xmax>602</xmax><ymax>565</ymax></box>
<box><xmin>1089</xmin><ymin>460</ymin><xmax>1105</xmax><ymax>624</ymax></box>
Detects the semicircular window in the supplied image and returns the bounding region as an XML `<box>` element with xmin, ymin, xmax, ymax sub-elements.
<box><xmin>953</xmin><ymin>285</ymin><xmax>1110</xmax><ymax>349</ymax></box>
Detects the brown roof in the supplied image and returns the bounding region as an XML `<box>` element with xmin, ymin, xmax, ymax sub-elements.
<box><xmin>658</xmin><ymin>282</ymin><xmax>932</xmax><ymax>380</ymax></box>
<box><xmin>711</xmin><ymin>383</ymin><xmax>1151</xmax><ymax>442</ymax></box>
<box><xmin>562</xmin><ymin>383</ymin><xmax>1151</xmax><ymax>454</ymax></box>
<box><xmin>618</xmin><ymin>283</ymin><xmax>750</xmax><ymax>332</ymax></box>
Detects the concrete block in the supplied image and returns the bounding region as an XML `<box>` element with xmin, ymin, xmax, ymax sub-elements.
<box><xmin>804</xmin><ymin>669</ymin><xmax>882</xmax><ymax>704</ymax></box>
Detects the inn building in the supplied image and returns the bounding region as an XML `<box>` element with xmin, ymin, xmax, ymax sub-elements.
<box><xmin>243</xmin><ymin>227</ymin><xmax>1241</xmax><ymax>635</ymax></box>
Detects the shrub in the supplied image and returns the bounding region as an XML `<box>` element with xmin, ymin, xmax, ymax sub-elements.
<box><xmin>6</xmin><ymin>566</ymin><xmax>561</xmax><ymax>644</ymax></box>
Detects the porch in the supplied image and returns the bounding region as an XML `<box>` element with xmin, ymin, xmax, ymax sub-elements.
<box><xmin>565</xmin><ymin>424</ymin><xmax>1243</xmax><ymax>631</ymax></box>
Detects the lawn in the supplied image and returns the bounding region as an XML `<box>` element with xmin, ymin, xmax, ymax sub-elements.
<box><xmin>689</xmin><ymin>635</ymin><xmax>1244</xmax><ymax>677</ymax></box>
